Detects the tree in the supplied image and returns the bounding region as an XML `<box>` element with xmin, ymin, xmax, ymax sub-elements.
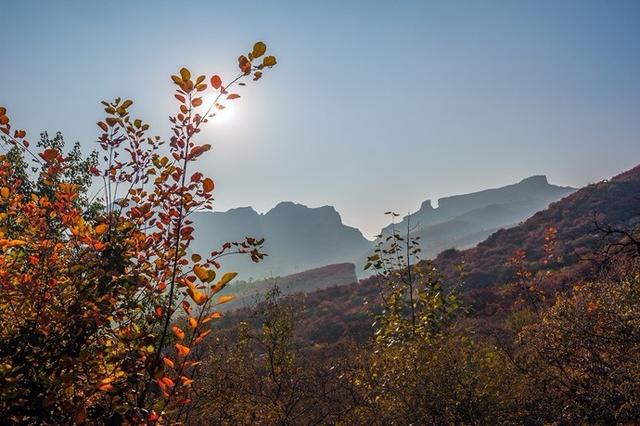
<box><xmin>512</xmin><ymin>258</ymin><xmax>640</xmax><ymax>423</ymax></box>
<box><xmin>0</xmin><ymin>41</ymin><xmax>276</xmax><ymax>424</ymax></box>
<box><xmin>189</xmin><ymin>286</ymin><xmax>359</xmax><ymax>425</ymax></box>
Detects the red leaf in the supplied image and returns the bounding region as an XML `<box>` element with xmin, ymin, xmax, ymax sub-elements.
<box><xmin>211</xmin><ymin>75</ymin><xmax>222</xmax><ymax>89</ymax></box>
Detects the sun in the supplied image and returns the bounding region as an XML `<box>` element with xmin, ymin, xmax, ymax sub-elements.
<box><xmin>202</xmin><ymin>94</ymin><xmax>235</xmax><ymax>124</ymax></box>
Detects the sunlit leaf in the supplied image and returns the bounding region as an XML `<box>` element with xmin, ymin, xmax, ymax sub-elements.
<box><xmin>172</xmin><ymin>325</ymin><xmax>185</xmax><ymax>340</ymax></box>
<box><xmin>262</xmin><ymin>56</ymin><xmax>277</xmax><ymax>67</ymax></box>
<box><xmin>180</xmin><ymin>67</ymin><xmax>191</xmax><ymax>81</ymax></box>
<box><xmin>216</xmin><ymin>295</ymin><xmax>235</xmax><ymax>305</ymax></box>
<box><xmin>252</xmin><ymin>41</ymin><xmax>267</xmax><ymax>58</ymax></box>
<box><xmin>175</xmin><ymin>343</ymin><xmax>190</xmax><ymax>357</ymax></box>
<box><xmin>202</xmin><ymin>178</ymin><xmax>214</xmax><ymax>193</ymax></box>
<box><xmin>211</xmin><ymin>75</ymin><xmax>222</xmax><ymax>89</ymax></box>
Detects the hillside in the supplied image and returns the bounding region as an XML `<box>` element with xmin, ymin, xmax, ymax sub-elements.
<box><xmin>434</xmin><ymin>165</ymin><xmax>640</xmax><ymax>291</ymax></box>
<box><xmin>216</xmin><ymin>263</ymin><xmax>358</xmax><ymax>311</ymax></box>
<box><xmin>374</xmin><ymin>175</ymin><xmax>575</xmax><ymax>259</ymax></box>
<box><xmin>220</xmin><ymin>164</ymin><xmax>640</xmax><ymax>347</ymax></box>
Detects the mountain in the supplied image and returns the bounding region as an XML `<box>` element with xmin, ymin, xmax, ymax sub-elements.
<box><xmin>375</xmin><ymin>175</ymin><xmax>575</xmax><ymax>258</ymax></box>
<box><xmin>433</xmin><ymin>165</ymin><xmax>640</xmax><ymax>294</ymax></box>
<box><xmin>215</xmin><ymin>263</ymin><xmax>357</xmax><ymax>311</ymax></box>
<box><xmin>191</xmin><ymin>202</ymin><xmax>371</xmax><ymax>280</ymax></box>
<box><xmin>219</xmin><ymin>164</ymin><xmax>640</xmax><ymax>348</ymax></box>
<box><xmin>191</xmin><ymin>176</ymin><xmax>574</xmax><ymax>281</ymax></box>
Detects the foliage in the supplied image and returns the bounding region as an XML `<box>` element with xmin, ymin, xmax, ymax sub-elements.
<box><xmin>365</xmin><ymin>212</ymin><xmax>462</xmax><ymax>345</ymax></box>
<box><xmin>511</xmin><ymin>259</ymin><xmax>640</xmax><ymax>423</ymax></box>
<box><xmin>189</xmin><ymin>287</ymin><xmax>358</xmax><ymax>425</ymax></box>
<box><xmin>0</xmin><ymin>41</ymin><xmax>276</xmax><ymax>423</ymax></box>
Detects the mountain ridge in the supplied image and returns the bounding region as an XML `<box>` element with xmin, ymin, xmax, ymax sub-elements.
<box><xmin>191</xmin><ymin>175</ymin><xmax>575</xmax><ymax>280</ymax></box>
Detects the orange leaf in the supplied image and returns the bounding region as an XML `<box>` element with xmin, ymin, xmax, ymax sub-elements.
<box><xmin>163</xmin><ymin>357</ymin><xmax>175</xmax><ymax>368</ymax></box>
<box><xmin>154</xmin><ymin>306</ymin><xmax>164</xmax><ymax>317</ymax></box>
<box><xmin>94</xmin><ymin>223</ymin><xmax>108</xmax><ymax>235</ymax></box>
<box><xmin>175</xmin><ymin>343</ymin><xmax>190</xmax><ymax>357</ymax></box>
<box><xmin>172</xmin><ymin>325</ymin><xmax>185</xmax><ymax>340</ymax></box>
<box><xmin>188</xmin><ymin>317</ymin><xmax>198</xmax><ymax>329</ymax></box>
<box><xmin>216</xmin><ymin>295</ymin><xmax>235</xmax><ymax>305</ymax></box>
<box><xmin>194</xmin><ymin>329</ymin><xmax>212</xmax><ymax>345</ymax></box>
<box><xmin>181</xmin><ymin>376</ymin><xmax>194</xmax><ymax>386</ymax></box>
<box><xmin>227</xmin><ymin>94</ymin><xmax>240</xmax><ymax>100</ymax></box>
<box><xmin>211</xmin><ymin>75</ymin><xmax>222</xmax><ymax>89</ymax></box>
<box><xmin>187</xmin><ymin>284</ymin><xmax>208</xmax><ymax>305</ymax></box>
<box><xmin>202</xmin><ymin>311</ymin><xmax>222</xmax><ymax>324</ymax></box>
<box><xmin>98</xmin><ymin>383</ymin><xmax>115</xmax><ymax>392</ymax></box>
<box><xmin>40</xmin><ymin>148</ymin><xmax>59</xmax><ymax>162</ymax></box>
<box><xmin>202</xmin><ymin>178</ymin><xmax>214</xmax><ymax>193</ymax></box>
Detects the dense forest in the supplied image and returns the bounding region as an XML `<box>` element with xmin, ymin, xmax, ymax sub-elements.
<box><xmin>1</xmin><ymin>43</ymin><xmax>639</xmax><ymax>425</ymax></box>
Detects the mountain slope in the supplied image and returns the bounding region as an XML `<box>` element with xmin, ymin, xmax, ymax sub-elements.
<box><xmin>216</xmin><ymin>263</ymin><xmax>358</xmax><ymax>311</ymax></box>
<box><xmin>376</xmin><ymin>175</ymin><xmax>575</xmax><ymax>258</ymax></box>
<box><xmin>192</xmin><ymin>175</ymin><xmax>574</xmax><ymax>281</ymax></box>
<box><xmin>191</xmin><ymin>203</ymin><xmax>371</xmax><ymax>280</ymax></box>
<box><xmin>219</xmin><ymin>164</ymin><xmax>640</xmax><ymax>348</ymax></box>
<box><xmin>433</xmin><ymin>165</ymin><xmax>640</xmax><ymax>292</ymax></box>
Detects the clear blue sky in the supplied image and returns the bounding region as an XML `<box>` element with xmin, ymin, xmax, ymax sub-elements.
<box><xmin>2</xmin><ymin>0</ymin><xmax>639</xmax><ymax>238</ymax></box>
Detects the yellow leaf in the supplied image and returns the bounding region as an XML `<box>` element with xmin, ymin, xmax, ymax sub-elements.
<box><xmin>180</xmin><ymin>67</ymin><xmax>191</xmax><ymax>81</ymax></box>
<box><xmin>252</xmin><ymin>41</ymin><xmax>267</xmax><ymax>58</ymax></box>
<box><xmin>187</xmin><ymin>281</ymin><xmax>208</xmax><ymax>305</ymax></box>
<box><xmin>220</xmin><ymin>272</ymin><xmax>237</xmax><ymax>286</ymax></box>
<box><xmin>193</xmin><ymin>265</ymin><xmax>215</xmax><ymax>283</ymax></box>
<box><xmin>262</xmin><ymin>56</ymin><xmax>277</xmax><ymax>67</ymax></box>
<box><xmin>216</xmin><ymin>295</ymin><xmax>235</xmax><ymax>305</ymax></box>
<box><xmin>211</xmin><ymin>272</ymin><xmax>237</xmax><ymax>294</ymax></box>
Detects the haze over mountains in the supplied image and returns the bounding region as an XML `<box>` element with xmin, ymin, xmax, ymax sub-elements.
<box><xmin>376</xmin><ymin>175</ymin><xmax>575</xmax><ymax>258</ymax></box>
<box><xmin>220</xmin><ymin>164</ymin><xmax>640</xmax><ymax>350</ymax></box>
<box><xmin>191</xmin><ymin>175</ymin><xmax>575</xmax><ymax>280</ymax></box>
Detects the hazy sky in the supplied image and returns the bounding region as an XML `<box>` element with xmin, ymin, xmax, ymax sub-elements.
<box><xmin>2</xmin><ymin>0</ymin><xmax>639</xmax><ymax>238</ymax></box>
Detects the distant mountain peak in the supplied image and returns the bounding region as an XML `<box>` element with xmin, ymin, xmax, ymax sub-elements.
<box><xmin>267</xmin><ymin>201</ymin><xmax>341</xmax><ymax>221</ymax></box>
<box><xmin>519</xmin><ymin>175</ymin><xmax>549</xmax><ymax>186</ymax></box>
<box><xmin>419</xmin><ymin>199</ymin><xmax>436</xmax><ymax>211</ymax></box>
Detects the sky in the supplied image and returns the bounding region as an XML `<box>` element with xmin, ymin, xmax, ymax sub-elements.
<box><xmin>2</xmin><ymin>0</ymin><xmax>639</xmax><ymax>238</ymax></box>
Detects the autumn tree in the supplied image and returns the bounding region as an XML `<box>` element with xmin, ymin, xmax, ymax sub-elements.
<box><xmin>188</xmin><ymin>286</ymin><xmax>359</xmax><ymax>425</ymax></box>
<box><xmin>0</xmin><ymin>41</ymin><xmax>276</xmax><ymax>424</ymax></box>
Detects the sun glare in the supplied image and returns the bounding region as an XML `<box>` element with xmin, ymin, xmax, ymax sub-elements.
<box><xmin>203</xmin><ymin>94</ymin><xmax>235</xmax><ymax>124</ymax></box>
